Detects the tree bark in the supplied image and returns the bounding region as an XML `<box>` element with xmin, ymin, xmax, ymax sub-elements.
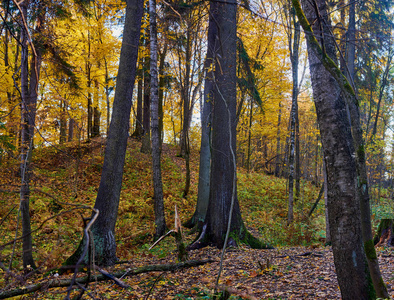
<box><xmin>150</xmin><ymin>0</ymin><xmax>166</xmax><ymax>239</ymax></box>
<box><xmin>132</xmin><ymin>57</ymin><xmax>144</xmax><ymax>138</ymax></box>
<box><xmin>65</xmin><ymin>0</ymin><xmax>143</xmax><ymax>266</ymax></box>
<box><xmin>19</xmin><ymin>0</ymin><xmax>43</xmax><ymax>270</ymax></box>
<box><xmin>294</xmin><ymin>0</ymin><xmax>376</xmax><ymax>298</ymax></box>
<box><xmin>141</xmin><ymin>36</ymin><xmax>151</xmax><ymax>153</ymax></box>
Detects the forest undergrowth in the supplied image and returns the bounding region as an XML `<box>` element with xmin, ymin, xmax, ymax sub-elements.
<box><xmin>0</xmin><ymin>138</ymin><xmax>393</xmax><ymax>299</ymax></box>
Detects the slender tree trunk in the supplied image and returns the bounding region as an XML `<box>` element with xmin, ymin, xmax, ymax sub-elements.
<box><xmin>179</xmin><ymin>24</ymin><xmax>192</xmax><ymax>158</ymax></box>
<box><xmin>86</xmin><ymin>34</ymin><xmax>92</xmax><ymax>140</ymax></box>
<box><xmin>104</xmin><ymin>58</ymin><xmax>111</xmax><ymax>136</ymax></box>
<box><xmin>92</xmin><ymin>80</ymin><xmax>100</xmax><ymax>137</ymax></box>
<box><xmin>132</xmin><ymin>57</ymin><xmax>144</xmax><ymax>138</ymax></box>
<box><xmin>150</xmin><ymin>0</ymin><xmax>166</xmax><ymax>239</ymax></box>
<box><xmin>141</xmin><ymin>39</ymin><xmax>151</xmax><ymax>153</ymax></box>
<box><xmin>158</xmin><ymin>43</ymin><xmax>168</xmax><ymax>144</ymax></box>
<box><xmin>59</xmin><ymin>100</ymin><xmax>67</xmax><ymax>144</ymax></box>
<box><xmin>246</xmin><ymin>99</ymin><xmax>253</xmax><ymax>173</ymax></box>
<box><xmin>274</xmin><ymin>102</ymin><xmax>282</xmax><ymax>177</ymax></box>
<box><xmin>19</xmin><ymin>0</ymin><xmax>43</xmax><ymax>269</ymax></box>
<box><xmin>295</xmin><ymin>0</ymin><xmax>376</xmax><ymax>298</ymax></box>
<box><xmin>68</xmin><ymin>118</ymin><xmax>75</xmax><ymax>142</ymax></box>
<box><xmin>65</xmin><ymin>0</ymin><xmax>143</xmax><ymax>266</ymax></box>
<box><xmin>287</xmin><ymin>5</ymin><xmax>300</xmax><ymax>224</ymax></box>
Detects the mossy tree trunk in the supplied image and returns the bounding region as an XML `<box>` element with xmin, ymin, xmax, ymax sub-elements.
<box><xmin>188</xmin><ymin>0</ymin><xmax>270</xmax><ymax>250</ymax></box>
<box><xmin>294</xmin><ymin>0</ymin><xmax>376</xmax><ymax>298</ymax></box>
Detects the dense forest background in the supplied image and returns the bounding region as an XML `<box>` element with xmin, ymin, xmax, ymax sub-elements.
<box><xmin>1</xmin><ymin>0</ymin><xmax>394</xmax><ymax>298</ymax></box>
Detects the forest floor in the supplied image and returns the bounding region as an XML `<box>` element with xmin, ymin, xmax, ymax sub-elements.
<box><xmin>1</xmin><ymin>138</ymin><xmax>393</xmax><ymax>299</ymax></box>
<box><xmin>6</xmin><ymin>244</ymin><xmax>394</xmax><ymax>299</ymax></box>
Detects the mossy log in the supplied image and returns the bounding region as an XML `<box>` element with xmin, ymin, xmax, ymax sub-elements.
<box><xmin>373</xmin><ymin>219</ymin><xmax>394</xmax><ymax>247</ymax></box>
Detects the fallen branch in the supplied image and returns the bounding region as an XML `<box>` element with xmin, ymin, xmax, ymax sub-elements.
<box><xmin>0</xmin><ymin>259</ymin><xmax>214</xmax><ymax>299</ymax></box>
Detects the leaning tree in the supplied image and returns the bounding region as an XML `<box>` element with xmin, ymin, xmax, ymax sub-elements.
<box><xmin>65</xmin><ymin>0</ymin><xmax>144</xmax><ymax>266</ymax></box>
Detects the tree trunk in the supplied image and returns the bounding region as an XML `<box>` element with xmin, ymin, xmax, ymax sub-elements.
<box><xmin>59</xmin><ymin>100</ymin><xmax>67</xmax><ymax>144</ymax></box>
<box><xmin>68</xmin><ymin>118</ymin><xmax>75</xmax><ymax>142</ymax></box>
<box><xmin>287</xmin><ymin>4</ymin><xmax>300</xmax><ymax>225</ymax></box>
<box><xmin>274</xmin><ymin>102</ymin><xmax>282</xmax><ymax>177</ymax></box>
<box><xmin>92</xmin><ymin>80</ymin><xmax>100</xmax><ymax>137</ymax></box>
<box><xmin>141</xmin><ymin>40</ymin><xmax>151</xmax><ymax>153</ymax></box>
<box><xmin>188</xmin><ymin>0</ymin><xmax>268</xmax><ymax>250</ymax></box>
<box><xmin>184</xmin><ymin>50</ymin><xmax>214</xmax><ymax>228</ymax></box>
<box><xmin>158</xmin><ymin>43</ymin><xmax>168</xmax><ymax>144</ymax></box>
<box><xmin>132</xmin><ymin>58</ymin><xmax>144</xmax><ymax>138</ymax></box>
<box><xmin>65</xmin><ymin>0</ymin><xmax>143</xmax><ymax>266</ymax></box>
<box><xmin>294</xmin><ymin>0</ymin><xmax>376</xmax><ymax>298</ymax></box>
<box><xmin>150</xmin><ymin>0</ymin><xmax>166</xmax><ymax>239</ymax></box>
<box><xmin>19</xmin><ymin>0</ymin><xmax>43</xmax><ymax>270</ymax></box>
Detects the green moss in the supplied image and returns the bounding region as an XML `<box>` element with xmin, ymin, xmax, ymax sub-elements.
<box><xmin>364</xmin><ymin>240</ymin><xmax>377</xmax><ymax>260</ymax></box>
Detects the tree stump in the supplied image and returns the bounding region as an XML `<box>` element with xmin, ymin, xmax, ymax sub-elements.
<box><xmin>374</xmin><ymin>219</ymin><xmax>394</xmax><ymax>247</ymax></box>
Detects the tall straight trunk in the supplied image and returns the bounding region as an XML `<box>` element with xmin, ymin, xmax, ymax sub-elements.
<box><xmin>141</xmin><ymin>40</ymin><xmax>151</xmax><ymax>153</ymax></box>
<box><xmin>179</xmin><ymin>25</ymin><xmax>192</xmax><ymax>158</ymax></box>
<box><xmin>104</xmin><ymin>58</ymin><xmax>111</xmax><ymax>136</ymax></box>
<box><xmin>68</xmin><ymin>118</ymin><xmax>75</xmax><ymax>142</ymax></box>
<box><xmin>92</xmin><ymin>79</ymin><xmax>100</xmax><ymax>137</ymax></box>
<box><xmin>184</xmin><ymin>36</ymin><xmax>215</xmax><ymax>228</ymax></box>
<box><xmin>294</xmin><ymin>0</ymin><xmax>376</xmax><ymax>298</ymax></box>
<box><xmin>150</xmin><ymin>0</ymin><xmax>166</xmax><ymax>239</ymax></box>
<box><xmin>59</xmin><ymin>100</ymin><xmax>67</xmax><ymax>144</ymax></box>
<box><xmin>86</xmin><ymin>35</ymin><xmax>92</xmax><ymax>139</ymax></box>
<box><xmin>189</xmin><ymin>0</ymin><xmax>270</xmax><ymax>250</ymax></box>
<box><xmin>65</xmin><ymin>0</ymin><xmax>143</xmax><ymax>266</ymax></box>
<box><xmin>132</xmin><ymin>57</ymin><xmax>144</xmax><ymax>138</ymax></box>
<box><xmin>158</xmin><ymin>43</ymin><xmax>168</xmax><ymax>143</ymax></box>
<box><xmin>246</xmin><ymin>98</ymin><xmax>253</xmax><ymax>173</ymax></box>
<box><xmin>287</xmin><ymin>6</ymin><xmax>300</xmax><ymax>224</ymax></box>
<box><xmin>274</xmin><ymin>102</ymin><xmax>282</xmax><ymax>177</ymax></box>
<box><xmin>19</xmin><ymin>0</ymin><xmax>43</xmax><ymax>269</ymax></box>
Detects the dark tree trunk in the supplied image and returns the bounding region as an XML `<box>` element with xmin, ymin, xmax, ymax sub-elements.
<box><xmin>68</xmin><ymin>118</ymin><xmax>75</xmax><ymax>142</ymax></box>
<box><xmin>65</xmin><ymin>0</ymin><xmax>143</xmax><ymax>266</ymax></box>
<box><xmin>92</xmin><ymin>80</ymin><xmax>100</xmax><ymax>137</ymax></box>
<box><xmin>188</xmin><ymin>0</ymin><xmax>268</xmax><ymax>250</ymax></box>
<box><xmin>141</xmin><ymin>41</ymin><xmax>151</xmax><ymax>153</ymax></box>
<box><xmin>204</xmin><ymin>0</ymin><xmax>241</xmax><ymax>248</ymax></box>
<box><xmin>19</xmin><ymin>0</ymin><xmax>43</xmax><ymax>270</ymax></box>
<box><xmin>295</xmin><ymin>0</ymin><xmax>376</xmax><ymax>298</ymax></box>
<box><xmin>59</xmin><ymin>100</ymin><xmax>67</xmax><ymax>144</ymax></box>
